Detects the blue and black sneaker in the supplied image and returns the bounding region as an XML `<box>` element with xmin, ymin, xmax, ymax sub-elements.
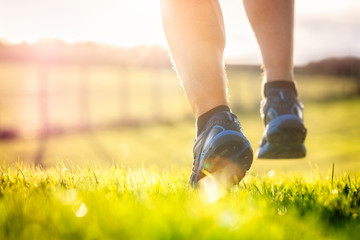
<box><xmin>257</xmin><ymin>86</ymin><xmax>307</xmax><ymax>159</ymax></box>
<box><xmin>189</xmin><ymin>111</ymin><xmax>253</xmax><ymax>187</ymax></box>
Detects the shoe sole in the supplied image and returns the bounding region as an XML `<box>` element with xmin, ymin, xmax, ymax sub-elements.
<box><xmin>194</xmin><ymin>131</ymin><xmax>253</xmax><ymax>188</ymax></box>
<box><xmin>257</xmin><ymin>114</ymin><xmax>307</xmax><ymax>159</ymax></box>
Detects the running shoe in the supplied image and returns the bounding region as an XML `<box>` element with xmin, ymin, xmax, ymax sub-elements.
<box><xmin>189</xmin><ymin>111</ymin><xmax>253</xmax><ymax>187</ymax></box>
<box><xmin>257</xmin><ymin>87</ymin><xmax>307</xmax><ymax>159</ymax></box>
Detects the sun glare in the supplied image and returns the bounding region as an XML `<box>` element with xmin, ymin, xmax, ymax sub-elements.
<box><xmin>0</xmin><ymin>0</ymin><xmax>164</xmax><ymax>47</ymax></box>
<box><xmin>0</xmin><ymin>0</ymin><xmax>359</xmax><ymax>63</ymax></box>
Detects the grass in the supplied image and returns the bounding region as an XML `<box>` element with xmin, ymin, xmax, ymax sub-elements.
<box><xmin>0</xmin><ymin>165</ymin><xmax>359</xmax><ymax>240</ymax></box>
<box><xmin>0</xmin><ymin>97</ymin><xmax>360</xmax><ymax>239</ymax></box>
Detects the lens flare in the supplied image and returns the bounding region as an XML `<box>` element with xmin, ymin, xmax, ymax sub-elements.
<box><xmin>198</xmin><ymin>160</ymin><xmax>245</xmax><ymax>204</ymax></box>
<box><xmin>199</xmin><ymin>172</ymin><xmax>227</xmax><ymax>204</ymax></box>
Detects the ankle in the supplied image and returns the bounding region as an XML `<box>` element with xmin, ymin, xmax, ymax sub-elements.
<box><xmin>262</xmin><ymin>80</ymin><xmax>298</xmax><ymax>97</ymax></box>
<box><xmin>196</xmin><ymin>105</ymin><xmax>230</xmax><ymax>136</ymax></box>
<box><xmin>264</xmin><ymin>69</ymin><xmax>294</xmax><ymax>83</ymax></box>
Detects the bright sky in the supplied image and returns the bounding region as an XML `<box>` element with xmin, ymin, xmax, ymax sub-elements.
<box><xmin>0</xmin><ymin>0</ymin><xmax>359</xmax><ymax>64</ymax></box>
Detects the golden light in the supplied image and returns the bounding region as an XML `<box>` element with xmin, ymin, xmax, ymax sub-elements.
<box><xmin>198</xmin><ymin>159</ymin><xmax>245</xmax><ymax>204</ymax></box>
<box><xmin>0</xmin><ymin>0</ymin><xmax>164</xmax><ymax>47</ymax></box>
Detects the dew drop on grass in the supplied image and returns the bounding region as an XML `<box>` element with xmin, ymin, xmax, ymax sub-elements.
<box><xmin>74</xmin><ymin>202</ymin><xmax>88</xmax><ymax>218</ymax></box>
<box><xmin>219</xmin><ymin>211</ymin><xmax>235</xmax><ymax>227</ymax></box>
<box><xmin>331</xmin><ymin>189</ymin><xmax>339</xmax><ymax>194</ymax></box>
<box><xmin>267</xmin><ymin>170</ymin><xmax>276</xmax><ymax>178</ymax></box>
<box><xmin>277</xmin><ymin>206</ymin><xmax>287</xmax><ymax>216</ymax></box>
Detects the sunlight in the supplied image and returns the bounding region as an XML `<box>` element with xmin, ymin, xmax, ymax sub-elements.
<box><xmin>199</xmin><ymin>173</ymin><xmax>227</xmax><ymax>204</ymax></box>
<box><xmin>0</xmin><ymin>0</ymin><xmax>358</xmax><ymax>64</ymax></box>
<box><xmin>198</xmin><ymin>160</ymin><xmax>245</xmax><ymax>204</ymax></box>
<box><xmin>0</xmin><ymin>0</ymin><xmax>163</xmax><ymax>47</ymax></box>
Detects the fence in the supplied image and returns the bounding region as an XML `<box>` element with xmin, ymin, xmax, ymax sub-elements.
<box><xmin>1</xmin><ymin>62</ymin><xmax>359</xmax><ymax>166</ymax></box>
<box><xmin>0</xmin><ymin>63</ymin><xmax>192</xmax><ymax>140</ymax></box>
<box><xmin>1</xmin><ymin>63</ymin><xmax>359</xmax><ymax>141</ymax></box>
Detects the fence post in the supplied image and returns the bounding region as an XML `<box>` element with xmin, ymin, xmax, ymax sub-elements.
<box><xmin>38</xmin><ymin>65</ymin><xmax>50</xmax><ymax>137</ymax></box>
<box><xmin>119</xmin><ymin>67</ymin><xmax>131</xmax><ymax>124</ymax></box>
<box><xmin>34</xmin><ymin>65</ymin><xmax>50</xmax><ymax>166</ymax></box>
<box><xmin>79</xmin><ymin>66</ymin><xmax>91</xmax><ymax>130</ymax></box>
<box><xmin>151</xmin><ymin>70</ymin><xmax>163</xmax><ymax>121</ymax></box>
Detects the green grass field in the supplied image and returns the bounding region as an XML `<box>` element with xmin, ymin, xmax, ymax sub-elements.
<box><xmin>1</xmin><ymin>97</ymin><xmax>360</xmax><ymax>239</ymax></box>
<box><xmin>1</xmin><ymin>166</ymin><xmax>359</xmax><ymax>240</ymax></box>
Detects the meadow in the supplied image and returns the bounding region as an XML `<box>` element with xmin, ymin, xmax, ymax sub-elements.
<box><xmin>1</xmin><ymin>96</ymin><xmax>360</xmax><ymax>239</ymax></box>
<box><xmin>1</xmin><ymin>63</ymin><xmax>360</xmax><ymax>239</ymax></box>
<box><xmin>1</xmin><ymin>165</ymin><xmax>359</xmax><ymax>240</ymax></box>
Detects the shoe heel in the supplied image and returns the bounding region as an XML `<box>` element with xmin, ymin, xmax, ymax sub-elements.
<box><xmin>198</xmin><ymin>131</ymin><xmax>253</xmax><ymax>185</ymax></box>
<box><xmin>266</xmin><ymin>115</ymin><xmax>306</xmax><ymax>145</ymax></box>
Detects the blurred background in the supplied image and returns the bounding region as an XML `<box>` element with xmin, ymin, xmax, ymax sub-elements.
<box><xmin>0</xmin><ymin>0</ymin><xmax>359</xmax><ymax>174</ymax></box>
